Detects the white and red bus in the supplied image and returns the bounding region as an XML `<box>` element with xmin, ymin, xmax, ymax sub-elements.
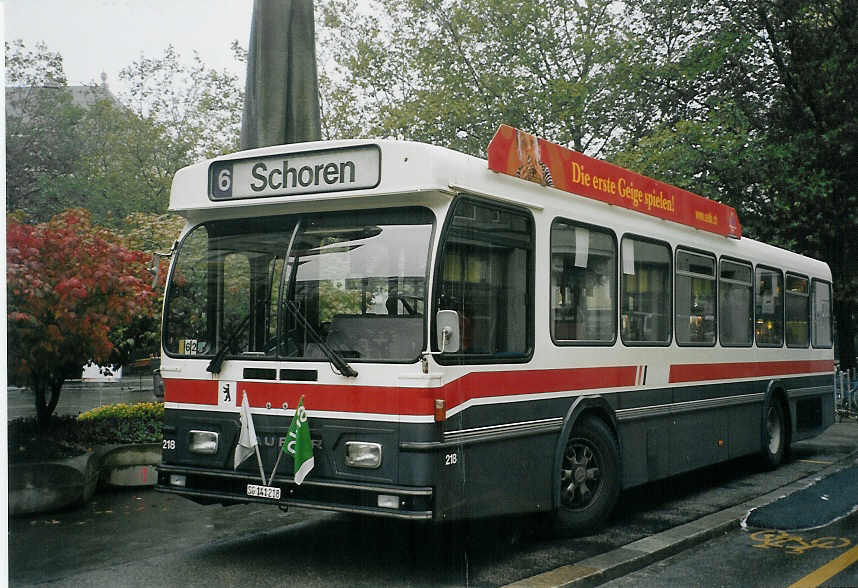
<box><xmin>156</xmin><ymin>125</ymin><xmax>834</xmax><ymax>531</ymax></box>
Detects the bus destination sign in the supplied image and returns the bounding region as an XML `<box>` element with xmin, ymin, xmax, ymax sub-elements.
<box><xmin>487</xmin><ymin>125</ymin><xmax>742</xmax><ymax>238</ymax></box>
<box><xmin>208</xmin><ymin>145</ymin><xmax>381</xmax><ymax>200</ymax></box>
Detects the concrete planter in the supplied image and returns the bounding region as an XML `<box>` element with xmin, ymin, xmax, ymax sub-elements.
<box><xmin>9</xmin><ymin>442</ymin><xmax>162</xmax><ymax>516</ymax></box>
<box><xmin>9</xmin><ymin>451</ymin><xmax>100</xmax><ymax>516</ymax></box>
<box><xmin>96</xmin><ymin>443</ymin><xmax>161</xmax><ymax>488</ymax></box>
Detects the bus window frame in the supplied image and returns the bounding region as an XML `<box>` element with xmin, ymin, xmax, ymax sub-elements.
<box><xmin>785</xmin><ymin>272</ymin><xmax>811</xmax><ymax>349</ymax></box>
<box><xmin>619</xmin><ymin>233</ymin><xmax>673</xmax><ymax>347</ymax></box>
<box><xmin>754</xmin><ymin>264</ymin><xmax>785</xmax><ymax>348</ymax></box>
<box><xmin>674</xmin><ymin>246</ymin><xmax>717</xmax><ymax>348</ymax></box>
<box><xmin>431</xmin><ymin>194</ymin><xmax>535</xmax><ymax>365</ymax></box>
<box><xmin>549</xmin><ymin>217</ymin><xmax>618</xmax><ymax>347</ymax></box>
<box><xmin>810</xmin><ymin>278</ymin><xmax>834</xmax><ymax>349</ymax></box>
<box><xmin>717</xmin><ymin>256</ymin><xmax>754</xmax><ymax>348</ymax></box>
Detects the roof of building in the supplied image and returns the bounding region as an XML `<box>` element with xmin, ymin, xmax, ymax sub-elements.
<box><xmin>5</xmin><ymin>83</ymin><xmax>119</xmax><ymax>119</ymax></box>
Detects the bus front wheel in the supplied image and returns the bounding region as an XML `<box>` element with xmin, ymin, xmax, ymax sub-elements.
<box><xmin>554</xmin><ymin>416</ymin><xmax>620</xmax><ymax>535</ymax></box>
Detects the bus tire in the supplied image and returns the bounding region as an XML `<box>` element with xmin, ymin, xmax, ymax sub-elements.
<box><xmin>554</xmin><ymin>416</ymin><xmax>620</xmax><ymax>535</ymax></box>
<box><xmin>761</xmin><ymin>398</ymin><xmax>787</xmax><ymax>469</ymax></box>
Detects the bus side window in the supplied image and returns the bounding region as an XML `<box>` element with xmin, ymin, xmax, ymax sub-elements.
<box><xmin>675</xmin><ymin>249</ymin><xmax>716</xmax><ymax>346</ymax></box>
<box><xmin>719</xmin><ymin>259</ymin><xmax>753</xmax><ymax>347</ymax></box>
<box><xmin>811</xmin><ymin>279</ymin><xmax>833</xmax><ymax>348</ymax></box>
<box><xmin>620</xmin><ymin>236</ymin><xmax>671</xmax><ymax>345</ymax></box>
<box><xmin>550</xmin><ymin>219</ymin><xmax>617</xmax><ymax>345</ymax></box>
<box><xmin>785</xmin><ymin>274</ymin><xmax>810</xmax><ymax>348</ymax></box>
<box><xmin>755</xmin><ymin>266</ymin><xmax>784</xmax><ymax>347</ymax></box>
<box><xmin>435</xmin><ymin>199</ymin><xmax>533</xmax><ymax>359</ymax></box>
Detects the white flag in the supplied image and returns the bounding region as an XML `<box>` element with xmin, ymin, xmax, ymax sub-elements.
<box><xmin>234</xmin><ymin>391</ymin><xmax>258</xmax><ymax>469</ymax></box>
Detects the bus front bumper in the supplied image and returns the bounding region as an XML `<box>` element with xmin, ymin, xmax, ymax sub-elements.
<box><xmin>156</xmin><ymin>464</ymin><xmax>434</xmax><ymax>521</ymax></box>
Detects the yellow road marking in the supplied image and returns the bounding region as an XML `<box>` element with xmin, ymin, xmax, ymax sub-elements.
<box><xmin>788</xmin><ymin>543</ymin><xmax>858</xmax><ymax>588</ymax></box>
<box><xmin>797</xmin><ymin>459</ymin><xmax>833</xmax><ymax>465</ymax></box>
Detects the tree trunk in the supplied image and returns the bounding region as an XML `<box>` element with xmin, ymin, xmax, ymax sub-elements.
<box><xmin>33</xmin><ymin>376</ymin><xmax>63</xmax><ymax>428</ymax></box>
<box><xmin>835</xmin><ymin>297</ymin><xmax>857</xmax><ymax>371</ymax></box>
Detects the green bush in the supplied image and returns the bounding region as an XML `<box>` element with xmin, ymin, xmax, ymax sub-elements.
<box><xmin>78</xmin><ymin>401</ymin><xmax>164</xmax><ymax>421</ymax></box>
<box><xmin>9</xmin><ymin>402</ymin><xmax>164</xmax><ymax>463</ymax></box>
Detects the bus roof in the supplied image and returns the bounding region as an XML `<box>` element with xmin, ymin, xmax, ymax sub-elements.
<box><xmin>169</xmin><ymin>138</ymin><xmax>485</xmax><ymax>214</ymax></box>
<box><xmin>168</xmin><ymin>137</ymin><xmax>829</xmax><ymax>280</ymax></box>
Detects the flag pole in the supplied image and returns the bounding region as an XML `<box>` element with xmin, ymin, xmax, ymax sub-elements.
<box><xmin>268</xmin><ymin>445</ymin><xmax>284</xmax><ymax>486</ymax></box>
<box><xmin>254</xmin><ymin>444</ymin><xmax>266</xmax><ymax>485</ymax></box>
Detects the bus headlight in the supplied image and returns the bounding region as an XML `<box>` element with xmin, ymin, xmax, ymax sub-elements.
<box><xmin>345</xmin><ymin>442</ymin><xmax>382</xmax><ymax>468</ymax></box>
<box><xmin>188</xmin><ymin>430</ymin><xmax>219</xmax><ymax>455</ymax></box>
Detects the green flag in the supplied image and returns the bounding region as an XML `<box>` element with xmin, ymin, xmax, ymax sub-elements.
<box><xmin>284</xmin><ymin>397</ymin><xmax>314</xmax><ymax>485</ymax></box>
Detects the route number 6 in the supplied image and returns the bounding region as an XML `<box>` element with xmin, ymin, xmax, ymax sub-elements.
<box><xmin>218</xmin><ymin>168</ymin><xmax>232</xmax><ymax>192</ymax></box>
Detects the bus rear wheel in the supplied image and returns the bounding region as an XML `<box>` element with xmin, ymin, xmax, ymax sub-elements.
<box><xmin>554</xmin><ymin>416</ymin><xmax>620</xmax><ymax>535</ymax></box>
<box><xmin>761</xmin><ymin>398</ymin><xmax>787</xmax><ymax>469</ymax></box>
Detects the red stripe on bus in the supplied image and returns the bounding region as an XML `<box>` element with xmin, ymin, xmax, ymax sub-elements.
<box><xmin>235</xmin><ymin>381</ymin><xmax>434</xmax><ymax>415</ymax></box>
<box><xmin>443</xmin><ymin>366</ymin><xmax>638</xmax><ymax>410</ymax></box>
<box><xmin>668</xmin><ymin>359</ymin><xmax>834</xmax><ymax>383</ymax></box>
<box><xmin>163</xmin><ymin>366</ymin><xmax>638</xmax><ymax>415</ymax></box>
<box><xmin>164</xmin><ymin>379</ymin><xmax>218</xmax><ymax>405</ymax></box>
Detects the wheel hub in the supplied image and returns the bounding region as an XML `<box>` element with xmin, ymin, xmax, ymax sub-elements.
<box><xmin>560</xmin><ymin>440</ymin><xmax>602</xmax><ymax>510</ymax></box>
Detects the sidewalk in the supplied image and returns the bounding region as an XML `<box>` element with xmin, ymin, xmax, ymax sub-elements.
<box><xmin>7</xmin><ymin>377</ymin><xmax>156</xmax><ymax>420</ymax></box>
<box><xmin>506</xmin><ymin>420</ymin><xmax>858</xmax><ymax>587</ymax></box>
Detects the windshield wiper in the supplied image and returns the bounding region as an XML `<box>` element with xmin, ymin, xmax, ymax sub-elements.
<box><xmin>283</xmin><ymin>300</ymin><xmax>358</xmax><ymax>378</ymax></box>
<box><xmin>206</xmin><ymin>313</ymin><xmax>251</xmax><ymax>374</ymax></box>
<box><xmin>279</xmin><ymin>219</ymin><xmax>358</xmax><ymax>378</ymax></box>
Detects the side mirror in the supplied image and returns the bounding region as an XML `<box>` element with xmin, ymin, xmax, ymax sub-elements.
<box><xmin>148</xmin><ymin>246</ymin><xmax>176</xmax><ymax>289</ymax></box>
<box><xmin>436</xmin><ymin>310</ymin><xmax>461</xmax><ymax>353</ymax></box>
<box><xmin>148</xmin><ymin>253</ymin><xmax>162</xmax><ymax>289</ymax></box>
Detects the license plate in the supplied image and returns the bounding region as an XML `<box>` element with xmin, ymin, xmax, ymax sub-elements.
<box><xmin>246</xmin><ymin>484</ymin><xmax>281</xmax><ymax>500</ymax></box>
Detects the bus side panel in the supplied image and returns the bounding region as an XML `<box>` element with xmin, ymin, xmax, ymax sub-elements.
<box><xmin>785</xmin><ymin>374</ymin><xmax>834</xmax><ymax>442</ymax></box>
<box><xmin>433</xmin><ymin>397</ymin><xmax>570</xmax><ymax>521</ymax></box>
<box><xmin>458</xmin><ymin>434</ymin><xmax>557</xmax><ymax>520</ymax></box>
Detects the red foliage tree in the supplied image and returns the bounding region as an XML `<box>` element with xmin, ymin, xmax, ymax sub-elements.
<box><xmin>7</xmin><ymin>209</ymin><xmax>157</xmax><ymax>424</ymax></box>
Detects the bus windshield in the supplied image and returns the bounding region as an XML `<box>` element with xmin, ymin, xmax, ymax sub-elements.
<box><xmin>163</xmin><ymin>207</ymin><xmax>434</xmax><ymax>364</ymax></box>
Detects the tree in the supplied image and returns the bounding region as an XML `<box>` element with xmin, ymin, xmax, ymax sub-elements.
<box><xmin>319</xmin><ymin>0</ymin><xmax>633</xmax><ymax>157</ymax></box>
<box><xmin>7</xmin><ymin>210</ymin><xmax>157</xmax><ymax>424</ymax></box>
<box><xmin>6</xmin><ymin>41</ymin><xmax>245</xmax><ymax>225</ymax></box>
<box><xmin>613</xmin><ymin>0</ymin><xmax>858</xmax><ymax>367</ymax></box>
<box><xmin>5</xmin><ymin>41</ymin><xmax>88</xmax><ymax>219</ymax></box>
<box><xmin>319</xmin><ymin>0</ymin><xmax>858</xmax><ymax>366</ymax></box>
<box><xmin>119</xmin><ymin>45</ymin><xmax>244</xmax><ymax>160</ymax></box>
<box><xmin>751</xmin><ymin>0</ymin><xmax>858</xmax><ymax>368</ymax></box>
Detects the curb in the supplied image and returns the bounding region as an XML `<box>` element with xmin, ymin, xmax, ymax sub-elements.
<box><xmin>505</xmin><ymin>450</ymin><xmax>858</xmax><ymax>588</ymax></box>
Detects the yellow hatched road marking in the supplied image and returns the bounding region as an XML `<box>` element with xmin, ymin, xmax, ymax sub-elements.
<box><xmin>788</xmin><ymin>543</ymin><xmax>858</xmax><ymax>588</ymax></box>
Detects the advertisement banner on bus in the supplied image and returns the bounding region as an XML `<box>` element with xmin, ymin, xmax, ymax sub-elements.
<box><xmin>487</xmin><ymin>125</ymin><xmax>742</xmax><ymax>238</ymax></box>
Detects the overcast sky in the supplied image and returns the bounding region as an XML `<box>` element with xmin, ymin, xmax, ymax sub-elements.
<box><xmin>4</xmin><ymin>0</ymin><xmax>254</xmax><ymax>90</ymax></box>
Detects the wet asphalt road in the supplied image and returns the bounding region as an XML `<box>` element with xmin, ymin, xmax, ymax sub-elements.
<box><xmin>604</xmin><ymin>509</ymin><xmax>858</xmax><ymax>587</ymax></box>
<box><xmin>8</xmin><ymin>423</ymin><xmax>858</xmax><ymax>587</ymax></box>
